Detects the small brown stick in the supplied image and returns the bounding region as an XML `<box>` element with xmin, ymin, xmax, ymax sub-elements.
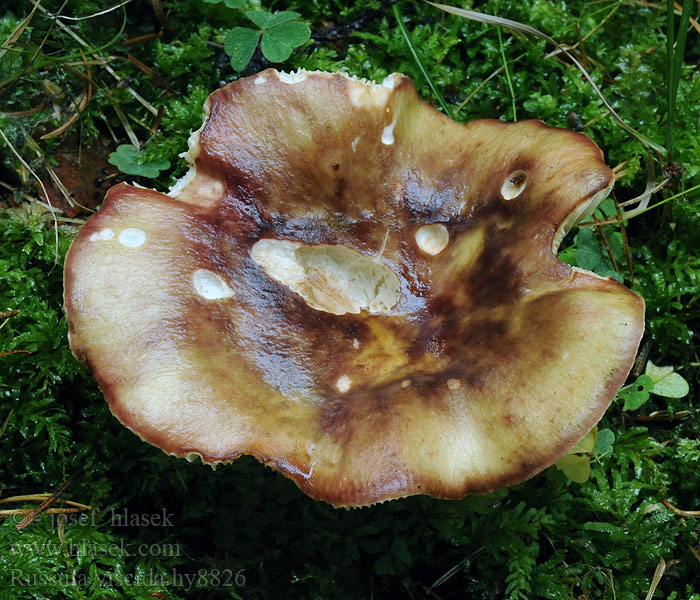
<box><xmin>127</xmin><ymin>54</ymin><xmax>174</xmax><ymax>92</ymax></box>
<box><xmin>15</xmin><ymin>473</ymin><xmax>79</xmax><ymax>531</ymax></box>
<box><xmin>631</xmin><ymin>338</ymin><xmax>651</xmax><ymax>377</ymax></box>
<box><xmin>631</xmin><ymin>411</ymin><xmax>689</xmax><ymax>422</ymax></box>
<box><xmin>1</xmin><ymin>102</ymin><xmax>47</xmax><ymax>117</ymax></box>
<box><xmin>152</xmin><ymin>0</ymin><xmax>172</xmax><ymax>31</ymax></box>
<box><xmin>124</xmin><ymin>31</ymin><xmax>163</xmax><ymax>47</ymax></box>
<box><xmin>663</xmin><ymin>499</ymin><xmax>700</xmax><ymax>517</ymax></box>
<box><xmin>0</xmin><ymin>350</ymin><xmax>32</xmax><ymax>357</ymax></box>
<box><xmin>594</xmin><ymin>220</ymin><xmax>619</xmax><ymax>272</ymax></box>
<box><xmin>151</xmin><ymin>105</ymin><xmax>164</xmax><ymax>134</ymax></box>
<box><xmin>674</xmin><ymin>1</ymin><xmax>700</xmax><ymax>35</ymax></box>
<box><xmin>0</xmin><ymin>494</ymin><xmax>91</xmax><ymax>510</ymax></box>
<box><xmin>1</xmin><ymin>507</ymin><xmax>86</xmax><ymax>517</ymax></box>
<box><xmin>0</xmin><ymin>310</ymin><xmax>19</xmax><ymax>319</ymax></box>
<box><xmin>643</xmin><ymin>558</ymin><xmax>666</xmax><ymax>600</ymax></box>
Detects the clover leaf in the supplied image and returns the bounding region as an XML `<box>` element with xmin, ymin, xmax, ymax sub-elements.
<box><xmin>644</xmin><ymin>360</ymin><xmax>690</xmax><ymax>398</ymax></box>
<box><xmin>555</xmin><ymin>454</ymin><xmax>591</xmax><ymax>484</ymax></box>
<box><xmin>108</xmin><ymin>145</ymin><xmax>170</xmax><ymax>178</ymax></box>
<box><xmin>555</xmin><ymin>427</ymin><xmax>614</xmax><ymax>483</ymax></box>
<box><xmin>616</xmin><ymin>360</ymin><xmax>689</xmax><ymax>412</ymax></box>
<box><xmin>618</xmin><ymin>374</ymin><xmax>654</xmax><ymax>411</ymax></box>
<box><xmin>203</xmin><ymin>0</ymin><xmax>246</xmax><ymax>8</ymax></box>
<box><xmin>224</xmin><ymin>10</ymin><xmax>311</xmax><ymax>72</ymax></box>
<box><xmin>594</xmin><ymin>428</ymin><xmax>615</xmax><ymax>456</ymax></box>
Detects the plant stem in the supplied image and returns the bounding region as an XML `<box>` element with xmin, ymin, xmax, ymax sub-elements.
<box><xmin>496</xmin><ymin>26</ymin><xmax>517</xmax><ymax>120</ymax></box>
<box><xmin>393</xmin><ymin>3</ymin><xmax>454</xmax><ymax>119</ymax></box>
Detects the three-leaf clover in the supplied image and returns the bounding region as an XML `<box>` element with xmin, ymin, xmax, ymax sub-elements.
<box><xmin>554</xmin><ymin>427</ymin><xmax>615</xmax><ymax>483</ymax></box>
<box><xmin>555</xmin><ymin>427</ymin><xmax>597</xmax><ymax>483</ymax></box>
<box><xmin>644</xmin><ymin>360</ymin><xmax>690</xmax><ymax>398</ymax></box>
<box><xmin>108</xmin><ymin>145</ymin><xmax>170</xmax><ymax>178</ymax></box>
<box><xmin>617</xmin><ymin>374</ymin><xmax>655</xmax><ymax>411</ymax></box>
<box><xmin>224</xmin><ymin>10</ymin><xmax>311</xmax><ymax>72</ymax></box>
<box><xmin>617</xmin><ymin>360</ymin><xmax>690</xmax><ymax>411</ymax></box>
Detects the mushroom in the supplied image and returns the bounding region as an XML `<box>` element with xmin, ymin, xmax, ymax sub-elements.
<box><xmin>64</xmin><ymin>69</ymin><xmax>644</xmax><ymax>507</ymax></box>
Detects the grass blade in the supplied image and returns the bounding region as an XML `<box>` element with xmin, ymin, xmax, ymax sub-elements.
<box><xmin>496</xmin><ymin>26</ymin><xmax>517</xmax><ymax>120</ymax></box>
<box><xmin>393</xmin><ymin>4</ymin><xmax>454</xmax><ymax>119</ymax></box>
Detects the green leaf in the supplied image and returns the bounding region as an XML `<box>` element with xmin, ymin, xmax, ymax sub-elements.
<box><xmin>594</xmin><ymin>429</ymin><xmax>615</xmax><ymax>455</ymax></box>
<box><xmin>618</xmin><ymin>374</ymin><xmax>655</xmax><ymax>411</ymax></box>
<box><xmin>260</xmin><ymin>21</ymin><xmax>311</xmax><ymax>63</ymax></box>
<box><xmin>273</xmin><ymin>21</ymin><xmax>312</xmax><ymax>47</ymax></box>
<box><xmin>575</xmin><ymin>227</ymin><xmax>603</xmax><ymax>271</ymax></box>
<box><xmin>645</xmin><ymin>360</ymin><xmax>690</xmax><ymax>398</ymax></box>
<box><xmin>107</xmin><ymin>145</ymin><xmax>170</xmax><ymax>178</ymax></box>
<box><xmin>373</xmin><ymin>553</ymin><xmax>394</xmax><ymax>576</ymax></box>
<box><xmin>203</xmin><ymin>0</ymin><xmax>245</xmax><ymax>6</ymax></box>
<box><xmin>569</xmin><ymin>427</ymin><xmax>596</xmax><ymax>454</ymax></box>
<box><xmin>555</xmin><ymin>455</ymin><xmax>591</xmax><ymax>483</ymax></box>
<box><xmin>224</xmin><ymin>26</ymin><xmax>260</xmax><ymax>72</ymax></box>
<box><xmin>390</xmin><ymin>537</ymin><xmax>412</xmax><ymax>565</ymax></box>
<box><xmin>245</xmin><ymin>10</ymin><xmax>300</xmax><ymax>30</ymax></box>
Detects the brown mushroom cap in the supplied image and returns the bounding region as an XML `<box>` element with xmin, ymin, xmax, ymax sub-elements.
<box><xmin>64</xmin><ymin>69</ymin><xmax>644</xmax><ymax>507</ymax></box>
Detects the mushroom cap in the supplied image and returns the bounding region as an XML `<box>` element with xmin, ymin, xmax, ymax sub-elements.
<box><xmin>64</xmin><ymin>70</ymin><xmax>644</xmax><ymax>507</ymax></box>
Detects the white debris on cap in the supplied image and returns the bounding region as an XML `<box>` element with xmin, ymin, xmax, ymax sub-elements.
<box><xmin>415</xmin><ymin>224</ymin><xmax>449</xmax><ymax>256</ymax></box>
<box><xmin>192</xmin><ymin>269</ymin><xmax>234</xmax><ymax>300</ymax></box>
<box><xmin>336</xmin><ymin>374</ymin><xmax>352</xmax><ymax>393</ymax></box>
<box><xmin>381</xmin><ymin>118</ymin><xmax>397</xmax><ymax>145</ymax></box>
<box><xmin>89</xmin><ymin>228</ymin><xmax>115</xmax><ymax>242</ymax></box>
<box><xmin>118</xmin><ymin>228</ymin><xmax>146</xmax><ymax>248</ymax></box>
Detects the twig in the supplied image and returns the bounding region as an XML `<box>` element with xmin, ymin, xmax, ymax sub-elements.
<box><xmin>0</xmin><ymin>350</ymin><xmax>32</xmax><ymax>357</ymax></box>
<box><xmin>663</xmin><ymin>499</ymin><xmax>700</xmax><ymax>517</ymax></box>
<box><xmin>124</xmin><ymin>31</ymin><xmax>163</xmax><ymax>47</ymax></box>
<box><xmin>0</xmin><ymin>494</ymin><xmax>91</xmax><ymax>510</ymax></box>
<box><xmin>15</xmin><ymin>473</ymin><xmax>81</xmax><ymax>530</ymax></box>
<box><xmin>127</xmin><ymin>54</ymin><xmax>174</xmax><ymax>91</ymax></box>
<box><xmin>674</xmin><ymin>1</ymin><xmax>700</xmax><ymax>35</ymax></box>
<box><xmin>594</xmin><ymin>221</ymin><xmax>619</xmax><ymax>272</ymax></box>
<box><xmin>1</xmin><ymin>507</ymin><xmax>86</xmax><ymax>516</ymax></box>
<box><xmin>152</xmin><ymin>0</ymin><xmax>173</xmax><ymax>32</ymax></box>
<box><xmin>644</xmin><ymin>558</ymin><xmax>666</xmax><ymax>600</ymax></box>
<box><xmin>631</xmin><ymin>411</ymin><xmax>689</xmax><ymax>422</ymax></box>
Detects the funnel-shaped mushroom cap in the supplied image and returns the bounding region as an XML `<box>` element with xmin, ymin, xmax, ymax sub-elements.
<box><xmin>64</xmin><ymin>70</ymin><xmax>644</xmax><ymax>507</ymax></box>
